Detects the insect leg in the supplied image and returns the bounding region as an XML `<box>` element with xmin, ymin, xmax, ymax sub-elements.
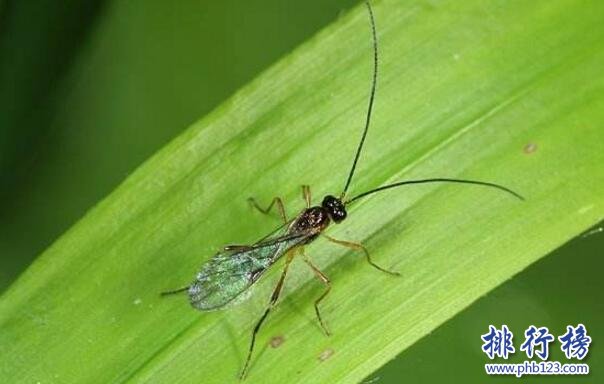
<box><xmin>301</xmin><ymin>185</ymin><xmax>311</xmax><ymax>208</ymax></box>
<box><xmin>323</xmin><ymin>235</ymin><xmax>400</xmax><ymax>276</ymax></box>
<box><xmin>240</xmin><ymin>250</ymin><xmax>296</xmax><ymax>380</ymax></box>
<box><xmin>248</xmin><ymin>196</ymin><xmax>287</xmax><ymax>224</ymax></box>
<box><xmin>160</xmin><ymin>286</ymin><xmax>189</xmax><ymax>296</ymax></box>
<box><xmin>300</xmin><ymin>248</ymin><xmax>332</xmax><ymax>336</ymax></box>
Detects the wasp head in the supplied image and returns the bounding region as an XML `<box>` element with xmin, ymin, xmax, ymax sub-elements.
<box><xmin>321</xmin><ymin>195</ymin><xmax>347</xmax><ymax>223</ymax></box>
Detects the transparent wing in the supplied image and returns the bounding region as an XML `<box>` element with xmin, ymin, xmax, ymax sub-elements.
<box><xmin>188</xmin><ymin>228</ymin><xmax>306</xmax><ymax>311</ymax></box>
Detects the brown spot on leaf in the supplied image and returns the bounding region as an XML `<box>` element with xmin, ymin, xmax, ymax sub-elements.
<box><xmin>523</xmin><ymin>142</ymin><xmax>537</xmax><ymax>154</ymax></box>
<box><xmin>269</xmin><ymin>335</ymin><xmax>285</xmax><ymax>348</ymax></box>
<box><xmin>318</xmin><ymin>348</ymin><xmax>335</xmax><ymax>362</ymax></box>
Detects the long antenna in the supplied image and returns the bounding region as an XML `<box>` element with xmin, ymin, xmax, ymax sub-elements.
<box><xmin>345</xmin><ymin>178</ymin><xmax>524</xmax><ymax>205</ymax></box>
<box><xmin>340</xmin><ymin>4</ymin><xmax>523</xmax><ymax>206</ymax></box>
<box><xmin>341</xmin><ymin>1</ymin><xmax>378</xmax><ymax>199</ymax></box>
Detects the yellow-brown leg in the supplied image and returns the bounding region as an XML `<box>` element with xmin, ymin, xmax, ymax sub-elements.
<box><xmin>323</xmin><ymin>235</ymin><xmax>400</xmax><ymax>276</ymax></box>
<box><xmin>248</xmin><ymin>196</ymin><xmax>287</xmax><ymax>224</ymax></box>
<box><xmin>301</xmin><ymin>248</ymin><xmax>332</xmax><ymax>336</ymax></box>
<box><xmin>302</xmin><ymin>185</ymin><xmax>311</xmax><ymax>208</ymax></box>
<box><xmin>239</xmin><ymin>250</ymin><xmax>295</xmax><ymax>380</ymax></box>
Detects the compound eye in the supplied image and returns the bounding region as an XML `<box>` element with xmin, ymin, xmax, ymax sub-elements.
<box><xmin>322</xmin><ymin>195</ymin><xmax>338</xmax><ymax>209</ymax></box>
<box><xmin>332</xmin><ymin>207</ymin><xmax>347</xmax><ymax>223</ymax></box>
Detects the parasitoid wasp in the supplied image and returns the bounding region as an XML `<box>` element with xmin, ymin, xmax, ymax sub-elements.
<box><xmin>162</xmin><ymin>1</ymin><xmax>523</xmax><ymax>379</ymax></box>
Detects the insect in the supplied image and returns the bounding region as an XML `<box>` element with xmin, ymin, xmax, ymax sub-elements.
<box><xmin>162</xmin><ymin>1</ymin><xmax>523</xmax><ymax>379</ymax></box>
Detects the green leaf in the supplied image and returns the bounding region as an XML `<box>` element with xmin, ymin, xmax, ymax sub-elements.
<box><xmin>1</xmin><ymin>0</ymin><xmax>603</xmax><ymax>383</ymax></box>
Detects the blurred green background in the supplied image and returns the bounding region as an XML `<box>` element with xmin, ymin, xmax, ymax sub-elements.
<box><xmin>0</xmin><ymin>0</ymin><xmax>601</xmax><ymax>382</ymax></box>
